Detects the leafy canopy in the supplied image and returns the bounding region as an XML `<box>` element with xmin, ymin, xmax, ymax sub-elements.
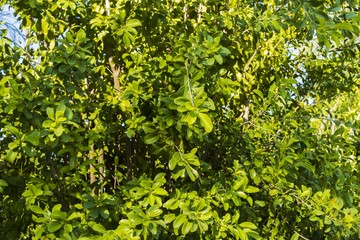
<box><xmin>0</xmin><ymin>0</ymin><xmax>359</xmax><ymax>239</ymax></box>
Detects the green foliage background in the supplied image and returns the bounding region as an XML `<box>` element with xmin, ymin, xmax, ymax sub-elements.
<box><xmin>0</xmin><ymin>0</ymin><xmax>359</xmax><ymax>239</ymax></box>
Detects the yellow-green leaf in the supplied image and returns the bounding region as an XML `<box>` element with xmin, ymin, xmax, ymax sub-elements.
<box><xmin>144</xmin><ymin>133</ymin><xmax>160</xmax><ymax>145</ymax></box>
<box><xmin>47</xmin><ymin>221</ymin><xmax>63</xmax><ymax>233</ymax></box>
<box><xmin>198</xmin><ymin>113</ymin><xmax>213</xmax><ymax>133</ymax></box>
<box><xmin>240</xmin><ymin>222</ymin><xmax>257</xmax><ymax>229</ymax></box>
<box><xmin>269</xmin><ymin>189</ymin><xmax>278</xmax><ymax>196</ymax></box>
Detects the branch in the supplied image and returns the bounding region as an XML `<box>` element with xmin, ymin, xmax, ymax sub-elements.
<box><xmin>197</xmin><ymin>2</ymin><xmax>203</xmax><ymax>23</ymax></box>
<box><xmin>109</xmin><ymin>57</ymin><xmax>120</xmax><ymax>92</ymax></box>
<box><xmin>185</xmin><ymin>60</ymin><xmax>194</xmax><ymax>106</ymax></box>
<box><xmin>295</xmin><ymin>231</ymin><xmax>311</xmax><ymax>240</ymax></box>
<box><xmin>243</xmin><ymin>45</ymin><xmax>261</xmax><ymax>73</ymax></box>
<box><xmin>89</xmin><ymin>145</ymin><xmax>96</xmax><ymax>185</ymax></box>
<box><xmin>105</xmin><ymin>0</ymin><xmax>111</xmax><ymax>15</ymax></box>
<box><xmin>242</xmin><ymin>99</ymin><xmax>250</xmax><ymax>121</ymax></box>
<box><xmin>183</xmin><ymin>0</ymin><xmax>188</xmax><ymax>25</ymax></box>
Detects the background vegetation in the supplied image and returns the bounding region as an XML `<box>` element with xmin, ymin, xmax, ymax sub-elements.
<box><xmin>0</xmin><ymin>0</ymin><xmax>359</xmax><ymax>239</ymax></box>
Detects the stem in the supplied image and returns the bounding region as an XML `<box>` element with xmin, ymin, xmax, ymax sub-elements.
<box><xmin>126</xmin><ymin>138</ymin><xmax>133</xmax><ymax>180</ymax></box>
<box><xmin>185</xmin><ymin>60</ymin><xmax>194</xmax><ymax>106</ymax></box>
<box><xmin>89</xmin><ymin>144</ymin><xmax>96</xmax><ymax>195</ymax></box>
<box><xmin>109</xmin><ymin>57</ymin><xmax>121</xmax><ymax>92</ymax></box>
<box><xmin>183</xmin><ymin>0</ymin><xmax>188</xmax><ymax>25</ymax></box>
<box><xmin>243</xmin><ymin>99</ymin><xmax>250</xmax><ymax>121</ymax></box>
<box><xmin>244</xmin><ymin>45</ymin><xmax>261</xmax><ymax>73</ymax></box>
<box><xmin>197</xmin><ymin>2</ymin><xmax>203</xmax><ymax>23</ymax></box>
<box><xmin>98</xmin><ymin>148</ymin><xmax>104</xmax><ymax>193</ymax></box>
<box><xmin>295</xmin><ymin>231</ymin><xmax>311</xmax><ymax>240</ymax></box>
<box><xmin>105</xmin><ymin>0</ymin><xmax>110</xmax><ymax>16</ymax></box>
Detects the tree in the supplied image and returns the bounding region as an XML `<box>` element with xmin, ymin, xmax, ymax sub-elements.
<box><xmin>0</xmin><ymin>0</ymin><xmax>359</xmax><ymax>239</ymax></box>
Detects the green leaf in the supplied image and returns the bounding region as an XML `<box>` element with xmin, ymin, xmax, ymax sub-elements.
<box><xmin>311</xmin><ymin>209</ymin><xmax>325</xmax><ymax>216</ymax></box>
<box><xmin>314</xmin><ymin>10</ymin><xmax>329</xmax><ymax>20</ymax></box>
<box><xmin>8</xmin><ymin>141</ymin><xmax>19</xmax><ymax>150</ymax></box>
<box><xmin>64</xmin><ymin>108</ymin><xmax>73</xmax><ymax>120</ymax></box>
<box><xmin>328</xmin><ymin>3</ymin><xmax>342</xmax><ymax>12</ymax></box>
<box><xmin>142</xmin><ymin>124</ymin><xmax>156</xmax><ymax>133</ymax></box>
<box><xmin>173</xmin><ymin>214</ymin><xmax>186</xmax><ymax>229</ymax></box>
<box><xmin>183</xmin><ymin>111</ymin><xmax>197</xmax><ymax>125</ymax></box>
<box><xmin>295</xmin><ymin>160</ymin><xmax>315</xmax><ymax>173</ymax></box>
<box><xmin>214</xmin><ymin>54</ymin><xmax>223</xmax><ymax>64</ymax></box>
<box><xmin>240</xmin><ymin>222</ymin><xmax>257</xmax><ymax>229</ymax></box>
<box><xmin>198</xmin><ymin>113</ymin><xmax>213</xmax><ymax>133</ymax></box>
<box><xmin>100</xmin><ymin>208</ymin><xmax>109</xmax><ymax>219</ymax></box>
<box><xmin>67</xmin><ymin>212</ymin><xmax>83</xmax><ymax>220</ymax></box>
<box><xmin>185</xmin><ymin>164</ymin><xmax>199</xmax><ymax>181</ymax></box>
<box><xmin>42</xmin><ymin>120</ymin><xmax>53</xmax><ymax>128</ymax></box>
<box><xmin>245</xmin><ymin>186</ymin><xmax>259</xmax><ymax>193</ymax></box>
<box><xmin>181</xmin><ymin>221</ymin><xmax>193</xmax><ymax>235</ymax></box>
<box><xmin>291</xmin><ymin>232</ymin><xmax>300</xmax><ymax>240</ymax></box>
<box><xmin>309</xmin><ymin>215</ymin><xmax>319</xmax><ymax>221</ymax></box>
<box><xmin>218</xmin><ymin>47</ymin><xmax>231</xmax><ymax>56</ymax></box>
<box><xmin>5</xmin><ymin>125</ymin><xmax>21</xmax><ymax>138</ymax></box>
<box><xmin>324</xmin><ymin>216</ymin><xmax>332</xmax><ymax>225</ymax></box>
<box><xmin>255</xmin><ymin>201</ymin><xmax>265</xmax><ymax>207</ymax></box>
<box><xmin>345</xmin><ymin>12</ymin><xmax>357</xmax><ymax>20</ymax></box>
<box><xmin>164</xmin><ymin>199</ymin><xmax>179</xmax><ymax>210</ymax></box>
<box><xmin>332</xmin><ymin>23</ymin><xmax>353</xmax><ymax>31</ymax></box>
<box><xmin>76</xmin><ymin>29</ymin><xmax>86</xmax><ymax>41</ymax></box>
<box><xmin>66</xmin><ymin>46</ymin><xmax>74</xmax><ymax>54</ymax></box>
<box><xmin>9</xmin><ymin>78</ymin><xmax>19</xmax><ymax>93</ymax></box>
<box><xmin>126</xmin><ymin>19</ymin><xmax>141</xmax><ymax>28</ymax></box>
<box><xmin>47</xmin><ymin>221</ymin><xmax>63</xmax><ymax>233</ymax></box>
<box><xmin>30</xmin><ymin>205</ymin><xmax>45</xmax><ymax>215</ymax></box>
<box><xmin>238</xmin><ymin>228</ymin><xmax>248</xmax><ymax>240</ymax></box>
<box><xmin>118</xmin><ymin>9</ymin><xmax>126</xmax><ymax>22</ymax></box>
<box><xmin>147</xmin><ymin>206</ymin><xmax>162</xmax><ymax>218</ymax></box>
<box><xmin>169</xmin><ymin>152</ymin><xmax>180</xmax><ymax>170</ymax></box>
<box><xmin>333</xmin><ymin>125</ymin><xmax>344</xmax><ymax>136</ymax></box>
<box><xmin>144</xmin><ymin>133</ymin><xmax>160</xmax><ymax>145</ymax></box>
<box><xmin>54</xmin><ymin>125</ymin><xmax>64</xmax><ymax>137</ymax></box>
<box><xmin>153</xmin><ymin>188</ymin><xmax>168</xmax><ymax>196</ymax></box>
<box><xmin>123</xmin><ymin>32</ymin><xmax>134</xmax><ymax>47</ymax></box>
<box><xmin>46</xmin><ymin>107</ymin><xmax>55</xmax><ymax>119</ymax></box>
<box><xmin>174</xmin><ymin>97</ymin><xmax>190</xmax><ymax>105</ymax></box>
<box><xmin>0</xmin><ymin>180</ymin><xmax>8</xmax><ymax>187</ymax></box>
<box><xmin>269</xmin><ymin>189</ymin><xmax>278</xmax><ymax>196</ymax></box>
<box><xmin>56</xmin><ymin>102</ymin><xmax>67</xmax><ymax>119</ymax></box>
<box><xmin>206</xmin><ymin>58</ymin><xmax>215</xmax><ymax>66</ymax></box>
<box><xmin>159</xmin><ymin>59</ymin><xmax>167</xmax><ymax>69</ymax></box>
<box><xmin>6</xmin><ymin>150</ymin><xmax>18</xmax><ymax>163</ymax></box>
<box><xmin>247</xmin><ymin>196</ymin><xmax>253</xmax><ymax>206</ymax></box>
<box><xmin>253</xmin><ymin>89</ymin><xmax>263</xmax><ymax>99</ymax></box>
<box><xmin>41</xmin><ymin>18</ymin><xmax>49</xmax><ymax>36</ymax></box>
<box><xmin>192</xmin><ymin>70</ymin><xmax>204</xmax><ymax>81</ymax></box>
<box><xmin>26</xmin><ymin>131</ymin><xmax>40</xmax><ymax>146</ymax></box>
<box><xmin>245</xmin><ymin>229</ymin><xmax>261</xmax><ymax>239</ymax></box>
<box><xmin>89</xmin><ymin>222</ymin><xmax>106</xmax><ymax>233</ymax></box>
<box><xmin>332</xmin><ymin>197</ymin><xmax>344</xmax><ymax>210</ymax></box>
<box><xmin>164</xmin><ymin>214</ymin><xmax>176</xmax><ymax>224</ymax></box>
<box><xmin>64</xmin><ymin>223</ymin><xmax>73</xmax><ymax>233</ymax></box>
<box><xmin>59</xmin><ymin>65</ymin><xmax>70</xmax><ymax>73</ymax></box>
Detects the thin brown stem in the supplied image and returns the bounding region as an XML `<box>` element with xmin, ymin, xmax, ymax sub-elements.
<box><xmin>109</xmin><ymin>57</ymin><xmax>121</xmax><ymax>92</ymax></box>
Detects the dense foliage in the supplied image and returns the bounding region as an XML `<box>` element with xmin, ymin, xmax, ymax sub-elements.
<box><xmin>1</xmin><ymin>0</ymin><xmax>359</xmax><ymax>239</ymax></box>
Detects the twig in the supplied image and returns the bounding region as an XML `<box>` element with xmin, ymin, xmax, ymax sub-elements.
<box><xmin>185</xmin><ymin>60</ymin><xmax>194</xmax><ymax>106</ymax></box>
<box><xmin>295</xmin><ymin>231</ymin><xmax>311</xmax><ymax>240</ymax></box>
<box><xmin>109</xmin><ymin>57</ymin><xmax>120</xmax><ymax>92</ymax></box>
<box><xmin>242</xmin><ymin>99</ymin><xmax>250</xmax><ymax>121</ymax></box>
<box><xmin>243</xmin><ymin>45</ymin><xmax>261</xmax><ymax>73</ymax></box>
<box><xmin>183</xmin><ymin>0</ymin><xmax>188</xmax><ymax>24</ymax></box>
<box><xmin>197</xmin><ymin>2</ymin><xmax>203</xmax><ymax>23</ymax></box>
